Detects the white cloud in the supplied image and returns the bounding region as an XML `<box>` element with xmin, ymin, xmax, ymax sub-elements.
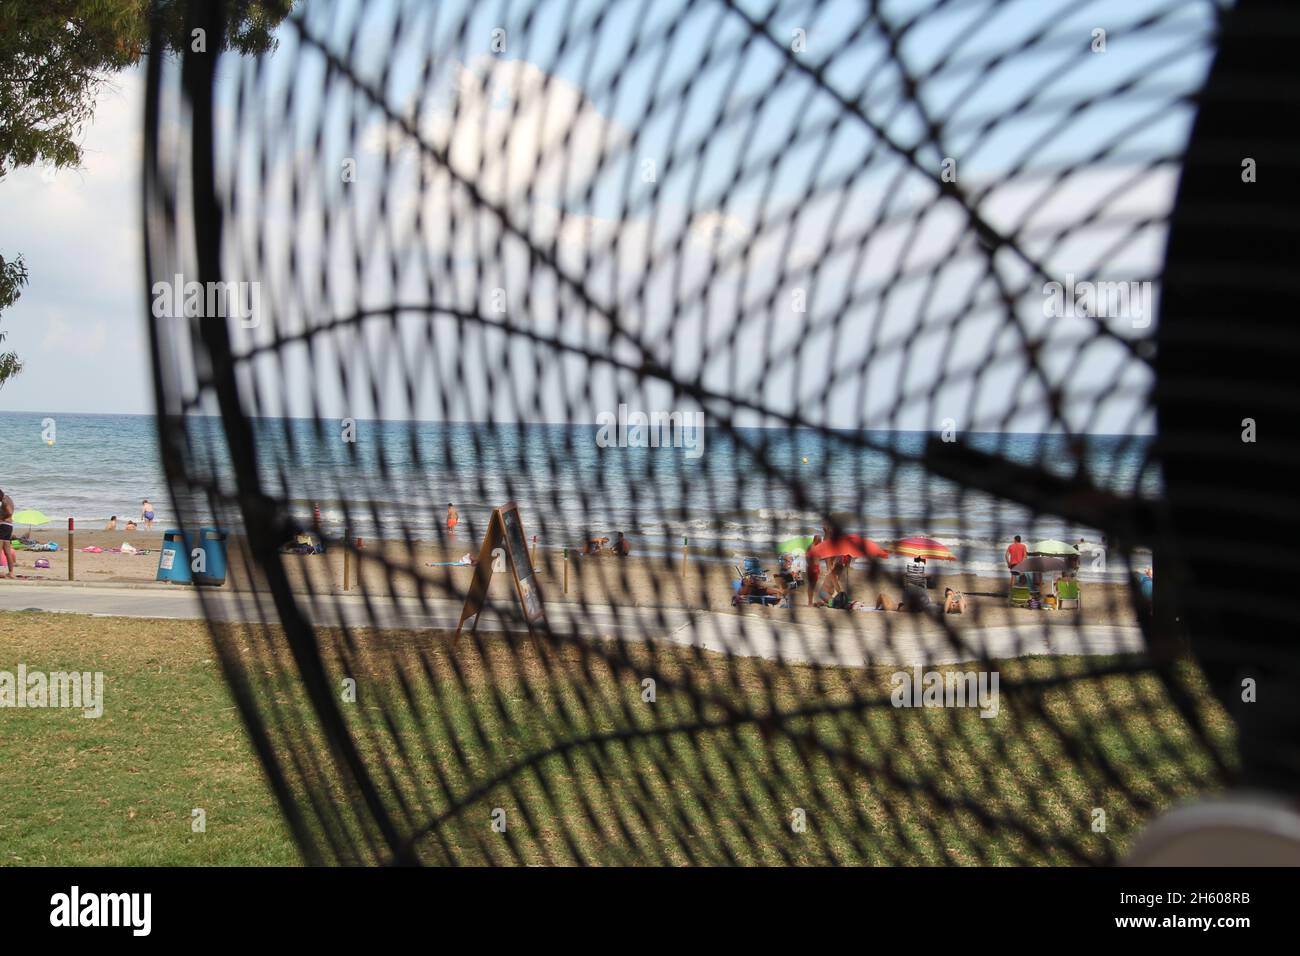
<box><xmin>39</xmin><ymin>310</ymin><xmax>110</xmax><ymax>358</ymax></box>
<box><xmin>1</xmin><ymin>68</ymin><xmax>147</xmax><ymax>413</ymax></box>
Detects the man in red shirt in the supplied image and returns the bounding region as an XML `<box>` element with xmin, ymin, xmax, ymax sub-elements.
<box><xmin>1005</xmin><ymin>535</ymin><xmax>1027</xmax><ymax>583</ymax></box>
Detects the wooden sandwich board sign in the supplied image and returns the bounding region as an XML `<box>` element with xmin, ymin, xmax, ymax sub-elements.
<box><xmin>454</xmin><ymin>502</ymin><xmax>549</xmax><ymax>647</ymax></box>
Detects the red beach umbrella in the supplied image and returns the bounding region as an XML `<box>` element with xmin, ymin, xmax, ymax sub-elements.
<box><xmin>807</xmin><ymin>534</ymin><xmax>890</xmax><ymax>560</ymax></box>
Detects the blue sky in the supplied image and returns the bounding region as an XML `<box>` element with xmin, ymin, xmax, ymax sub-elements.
<box><xmin>1</xmin><ymin>0</ymin><xmax>1222</xmax><ymax>431</ymax></box>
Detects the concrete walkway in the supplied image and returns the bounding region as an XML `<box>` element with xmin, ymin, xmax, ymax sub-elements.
<box><xmin>0</xmin><ymin>582</ymin><xmax>1145</xmax><ymax>666</ymax></box>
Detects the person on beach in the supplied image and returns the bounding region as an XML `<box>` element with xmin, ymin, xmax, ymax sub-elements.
<box><xmin>583</xmin><ymin>536</ymin><xmax>609</xmax><ymax>555</ymax></box>
<box><xmin>788</xmin><ymin>549</ymin><xmax>805</xmax><ymax>584</ymax></box>
<box><xmin>816</xmin><ymin>557</ymin><xmax>849</xmax><ymax>608</ymax></box>
<box><xmin>903</xmin><ymin>556</ymin><xmax>931</xmax><ymax>609</ymax></box>
<box><xmin>446</xmin><ymin>503</ymin><xmax>458</xmax><ymax>538</ymax></box>
<box><xmin>612</xmin><ymin>531</ymin><xmax>631</xmax><ymax>556</ymax></box>
<box><xmin>736</xmin><ymin>575</ymin><xmax>786</xmax><ymax>605</ymax></box>
<box><xmin>805</xmin><ymin>535</ymin><xmax>822</xmax><ymax>607</ymax></box>
<box><xmin>943</xmin><ymin>587</ymin><xmax>966</xmax><ymax>614</ymax></box>
<box><xmin>105</xmin><ymin>516</ymin><xmax>117</xmax><ymax>531</ymax></box>
<box><xmin>1005</xmin><ymin>535</ymin><xmax>1027</xmax><ymax>582</ymax></box>
<box><xmin>0</xmin><ymin>488</ymin><xmax>15</xmax><ymax>579</ymax></box>
<box><xmin>1066</xmin><ymin>540</ymin><xmax>1082</xmax><ymax>574</ymax></box>
<box><xmin>1138</xmin><ymin>566</ymin><xmax>1154</xmax><ymax>600</ymax></box>
<box><xmin>125</xmin><ymin>520</ymin><xmax>138</xmax><ymax>531</ymax></box>
<box><xmin>140</xmin><ymin>499</ymin><xmax>156</xmax><ymax>529</ymax></box>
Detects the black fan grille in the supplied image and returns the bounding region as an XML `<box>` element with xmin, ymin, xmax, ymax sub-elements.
<box><xmin>141</xmin><ymin>0</ymin><xmax>1264</xmax><ymax>865</ymax></box>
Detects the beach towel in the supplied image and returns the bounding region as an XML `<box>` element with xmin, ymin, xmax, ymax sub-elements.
<box><xmin>80</xmin><ymin>546</ymin><xmax>104</xmax><ymax>553</ymax></box>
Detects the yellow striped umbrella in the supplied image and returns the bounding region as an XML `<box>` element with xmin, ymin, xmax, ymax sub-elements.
<box><xmin>893</xmin><ymin>536</ymin><xmax>956</xmax><ymax>560</ymax></box>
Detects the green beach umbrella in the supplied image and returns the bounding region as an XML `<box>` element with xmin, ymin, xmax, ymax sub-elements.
<box><xmin>777</xmin><ymin>535</ymin><xmax>815</xmax><ymax>554</ymax></box>
<box><xmin>11</xmin><ymin>509</ymin><xmax>50</xmax><ymax>528</ymax></box>
<box><xmin>1029</xmin><ymin>539</ymin><xmax>1078</xmax><ymax>556</ymax></box>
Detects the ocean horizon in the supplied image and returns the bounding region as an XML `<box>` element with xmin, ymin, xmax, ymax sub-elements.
<box><xmin>0</xmin><ymin>411</ymin><xmax>1156</xmax><ymax>580</ymax></box>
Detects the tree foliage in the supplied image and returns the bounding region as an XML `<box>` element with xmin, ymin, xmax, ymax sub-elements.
<box><xmin>0</xmin><ymin>0</ymin><xmax>294</xmax><ymax>388</ymax></box>
<box><xmin>0</xmin><ymin>254</ymin><xmax>29</xmax><ymax>388</ymax></box>
<box><xmin>1</xmin><ymin>0</ymin><xmax>293</xmax><ymax>178</ymax></box>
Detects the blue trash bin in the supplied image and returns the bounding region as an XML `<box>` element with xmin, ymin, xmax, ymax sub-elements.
<box><xmin>194</xmin><ymin>527</ymin><xmax>228</xmax><ymax>586</ymax></box>
<box><xmin>156</xmin><ymin>529</ymin><xmax>194</xmax><ymax>583</ymax></box>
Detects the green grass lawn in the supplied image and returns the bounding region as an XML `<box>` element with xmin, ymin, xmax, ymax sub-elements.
<box><xmin>0</xmin><ymin>612</ymin><xmax>298</xmax><ymax>865</ymax></box>
<box><xmin>0</xmin><ymin>611</ymin><xmax>1236</xmax><ymax>865</ymax></box>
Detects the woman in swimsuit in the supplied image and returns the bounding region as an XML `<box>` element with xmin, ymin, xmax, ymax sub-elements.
<box><xmin>815</xmin><ymin>557</ymin><xmax>845</xmax><ymax>608</ymax></box>
<box><xmin>446</xmin><ymin>503</ymin><xmax>458</xmax><ymax>538</ymax></box>
<box><xmin>141</xmin><ymin>499</ymin><xmax>156</xmax><ymax>529</ymax></box>
<box><xmin>804</xmin><ymin>535</ymin><xmax>822</xmax><ymax>607</ymax></box>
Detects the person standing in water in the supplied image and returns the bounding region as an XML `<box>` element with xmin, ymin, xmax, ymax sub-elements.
<box><xmin>140</xmin><ymin>499</ymin><xmax>156</xmax><ymax>529</ymax></box>
<box><xmin>446</xmin><ymin>503</ymin><xmax>458</xmax><ymax>539</ymax></box>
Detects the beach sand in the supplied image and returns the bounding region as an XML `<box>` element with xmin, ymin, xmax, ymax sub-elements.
<box><xmin>2</xmin><ymin>528</ymin><xmax>1144</xmax><ymax>633</ymax></box>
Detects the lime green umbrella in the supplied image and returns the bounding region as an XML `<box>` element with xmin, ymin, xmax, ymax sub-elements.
<box><xmin>777</xmin><ymin>535</ymin><xmax>815</xmax><ymax>554</ymax></box>
<box><xmin>11</xmin><ymin>509</ymin><xmax>50</xmax><ymax>529</ymax></box>
<box><xmin>1030</xmin><ymin>539</ymin><xmax>1078</xmax><ymax>556</ymax></box>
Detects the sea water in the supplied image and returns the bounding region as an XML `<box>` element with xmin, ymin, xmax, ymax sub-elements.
<box><xmin>0</xmin><ymin>412</ymin><xmax>1156</xmax><ymax>580</ymax></box>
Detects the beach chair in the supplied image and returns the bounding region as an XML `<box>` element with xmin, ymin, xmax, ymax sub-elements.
<box><xmin>1008</xmin><ymin>584</ymin><xmax>1032</xmax><ymax>608</ymax></box>
<box><xmin>1055</xmin><ymin>578</ymin><xmax>1081</xmax><ymax>610</ymax></box>
<box><xmin>732</xmin><ymin>560</ymin><xmax>781</xmax><ymax>606</ymax></box>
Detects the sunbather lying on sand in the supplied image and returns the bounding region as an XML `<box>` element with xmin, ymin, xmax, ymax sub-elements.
<box><xmin>871</xmin><ymin>586</ymin><xmax>960</xmax><ymax>614</ymax></box>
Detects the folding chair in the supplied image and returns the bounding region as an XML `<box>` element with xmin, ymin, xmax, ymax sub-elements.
<box><xmin>1055</xmin><ymin>578</ymin><xmax>1081</xmax><ymax>610</ymax></box>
